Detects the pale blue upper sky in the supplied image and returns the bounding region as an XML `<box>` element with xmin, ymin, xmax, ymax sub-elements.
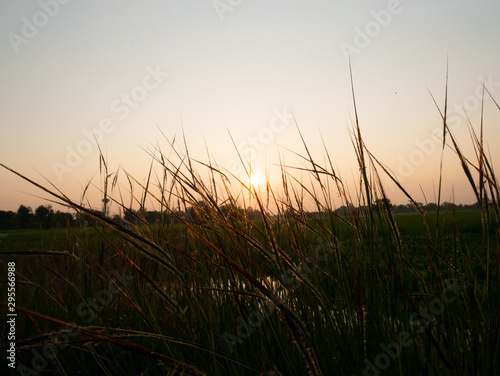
<box><xmin>1</xmin><ymin>0</ymin><xmax>499</xmax><ymax>211</ymax></box>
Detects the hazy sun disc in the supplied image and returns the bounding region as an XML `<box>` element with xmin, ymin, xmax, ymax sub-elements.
<box><xmin>249</xmin><ymin>173</ymin><xmax>262</xmax><ymax>188</ymax></box>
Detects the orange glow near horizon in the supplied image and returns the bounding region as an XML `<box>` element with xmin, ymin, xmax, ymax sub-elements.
<box><xmin>0</xmin><ymin>2</ymin><xmax>499</xmax><ymax>211</ymax></box>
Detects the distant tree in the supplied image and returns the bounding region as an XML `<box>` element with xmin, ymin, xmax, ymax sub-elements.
<box><xmin>426</xmin><ymin>203</ymin><xmax>438</xmax><ymax>212</ymax></box>
<box><xmin>395</xmin><ymin>204</ymin><xmax>407</xmax><ymax>213</ymax></box>
<box><xmin>51</xmin><ymin>210</ymin><xmax>76</xmax><ymax>228</ymax></box>
<box><xmin>245</xmin><ymin>207</ymin><xmax>262</xmax><ymax>221</ymax></box>
<box><xmin>16</xmin><ymin>205</ymin><xmax>33</xmax><ymax>229</ymax></box>
<box><xmin>186</xmin><ymin>200</ymin><xmax>212</xmax><ymax>223</ymax></box>
<box><xmin>335</xmin><ymin>206</ymin><xmax>350</xmax><ymax>216</ymax></box>
<box><xmin>144</xmin><ymin>210</ymin><xmax>163</xmax><ymax>225</ymax></box>
<box><xmin>35</xmin><ymin>205</ymin><xmax>54</xmax><ymax>229</ymax></box>
<box><xmin>441</xmin><ymin>202</ymin><xmax>456</xmax><ymax>211</ymax></box>
<box><xmin>375</xmin><ymin>198</ymin><xmax>393</xmax><ymax>213</ymax></box>
<box><xmin>0</xmin><ymin>210</ymin><xmax>17</xmax><ymax>230</ymax></box>
<box><xmin>111</xmin><ymin>214</ymin><xmax>121</xmax><ymax>224</ymax></box>
<box><xmin>393</xmin><ymin>204</ymin><xmax>417</xmax><ymax>214</ymax></box>
<box><xmin>220</xmin><ymin>204</ymin><xmax>245</xmax><ymax>222</ymax></box>
<box><xmin>123</xmin><ymin>208</ymin><xmax>139</xmax><ymax>225</ymax></box>
<box><xmin>407</xmin><ymin>203</ymin><xmax>418</xmax><ymax>212</ymax></box>
<box><xmin>77</xmin><ymin>208</ymin><xmax>105</xmax><ymax>227</ymax></box>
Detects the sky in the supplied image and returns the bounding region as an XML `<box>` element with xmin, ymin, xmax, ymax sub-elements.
<box><xmin>1</xmin><ymin>0</ymin><xmax>500</xmax><ymax>213</ymax></box>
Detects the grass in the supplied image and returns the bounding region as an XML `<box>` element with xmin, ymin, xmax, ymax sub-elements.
<box><xmin>1</xmin><ymin>72</ymin><xmax>499</xmax><ymax>375</ymax></box>
<box><xmin>0</xmin><ymin>211</ymin><xmax>488</xmax><ymax>251</ymax></box>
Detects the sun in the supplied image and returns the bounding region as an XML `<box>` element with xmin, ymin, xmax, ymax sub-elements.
<box><xmin>249</xmin><ymin>173</ymin><xmax>262</xmax><ymax>188</ymax></box>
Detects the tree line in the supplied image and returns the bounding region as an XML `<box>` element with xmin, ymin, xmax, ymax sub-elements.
<box><xmin>0</xmin><ymin>203</ymin><xmax>263</xmax><ymax>230</ymax></box>
<box><xmin>329</xmin><ymin>200</ymin><xmax>481</xmax><ymax>217</ymax></box>
<box><xmin>0</xmin><ymin>205</ymin><xmax>77</xmax><ymax>230</ymax></box>
<box><xmin>0</xmin><ymin>201</ymin><xmax>482</xmax><ymax>230</ymax></box>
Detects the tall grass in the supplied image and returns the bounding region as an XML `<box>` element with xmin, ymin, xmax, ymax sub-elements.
<box><xmin>1</xmin><ymin>75</ymin><xmax>499</xmax><ymax>376</ymax></box>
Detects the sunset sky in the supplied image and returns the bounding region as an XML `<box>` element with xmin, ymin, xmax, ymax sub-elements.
<box><xmin>1</xmin><ymin>0</ymin><xmax>500</xmax><ymax>213</ymax></box>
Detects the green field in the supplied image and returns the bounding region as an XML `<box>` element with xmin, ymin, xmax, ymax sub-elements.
<box><xmin>1</xmin><ymin>206</ymin><xmax>499</xmax><ymax>376</ymax></box>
